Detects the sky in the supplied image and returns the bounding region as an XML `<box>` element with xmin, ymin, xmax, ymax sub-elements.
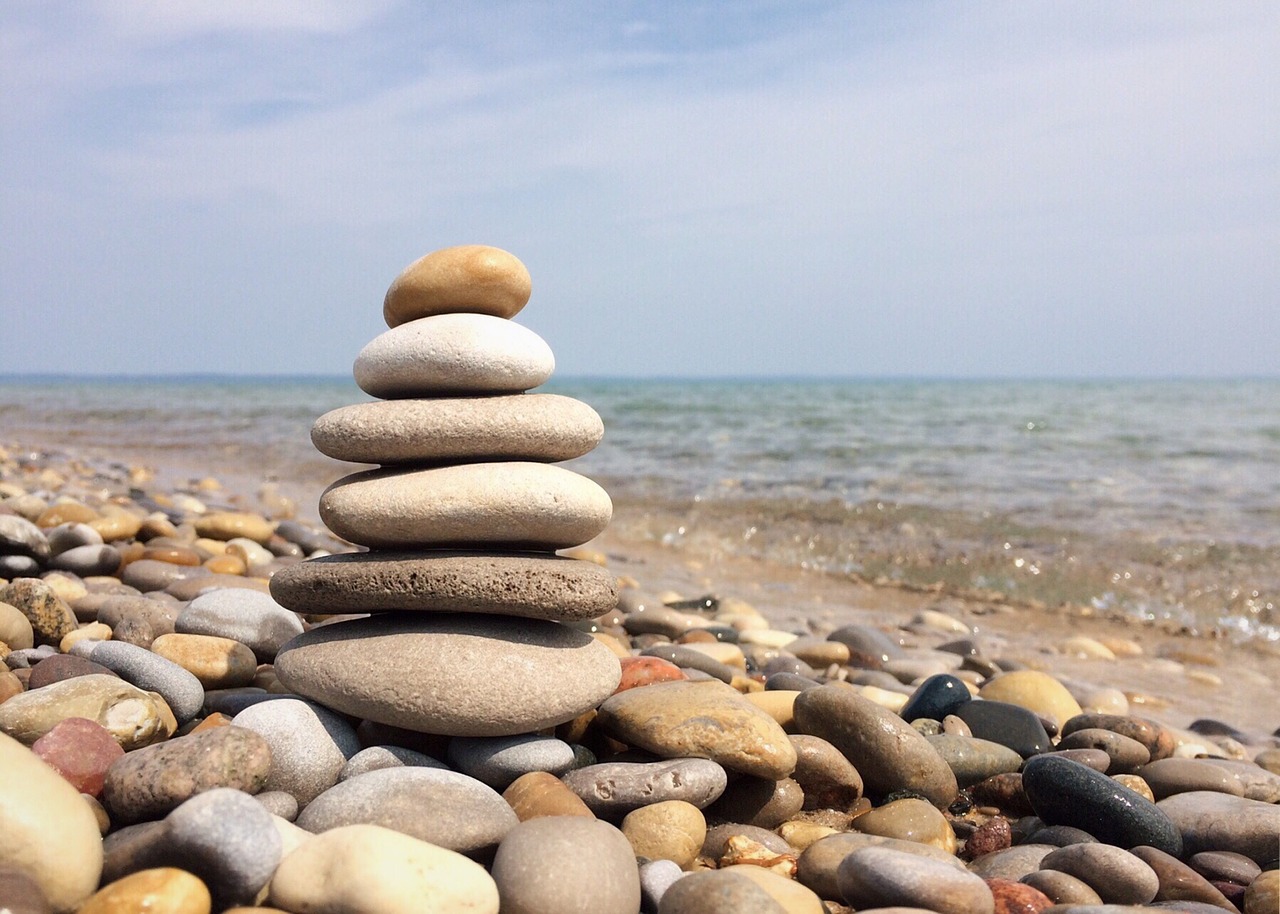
<box><xmin>1</xmin><ymin>1</ymin><xmax>1277</xmax><ymax>379</ymax></box>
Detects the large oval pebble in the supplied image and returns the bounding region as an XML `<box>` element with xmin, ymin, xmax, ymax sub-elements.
<box><xmin>354</xmin><ymin>313</ymin><xmax>553</xmax><ymax>397</ymax></box>
<box><xmin>837</xmin><ymin>845</ymin><xmax>994</xmax><ymax>913</ymax></box>
<box><xmin>1157</xmin><ymin>790</ymin><xmax>1280</xmax><ymax>864</ymax></box>
<box><xmin>231</xmin><ymin>698</ymin><xmax>359</xmax><ymax>806</ymax></box>
<box><xmin>0</xmin><ymin>673</ymin><xmax>171</xmax><ymax>749</ymax></box>
<box><xmin>177</xmin><ymin>589</ymin><xmax>303</xmax><ymax>662</ymax></box>
<box><xmin>319</xmin><ymin>463</ymin><xmax>611</xmax><ymax>550</ymax></box>
<box><xmin>270</xmin><ymin>823</ymin><xmax>499</xmax><ymax>914</ymax></box>
<box><xmin>297</xmin><ymin>767</ymin><xmax>516</xmax><ymax>855</ymax></box>
<box><xmin>383</xmin><ymin>244</ymin><xmax>531</xmax><ymax>326</ymax></box>
<box><xmin>312</xmin><ymin>394</ymin><xmax>602</xmax><ymax>464</ymax></box>
<box><xmin>561</xmin><ymin>759</ymin><xmax>728</xmax><ymax>817</ymax></box>
<box><xmin>492</xmin><ymin>816</ymin><xmax>641</xmax><ymax>914</ymax></box>
<box><xmin>270</xmin><ymin>552</ymin><xmax>618</xmax><ymax>622</ymax></box>
<box><xmin>89</xmin><ymin>640</ymin><xmax>205</xmax><ymax>724</ymax></box>
<box><xmin>274</xmin><ymin>612</ymin><xmax>621</xmax><ymax>737</ymax></box>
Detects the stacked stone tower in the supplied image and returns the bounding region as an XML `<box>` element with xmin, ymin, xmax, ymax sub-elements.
<box><xmin>269</xmin><ymin>245</ymin><xmax>622</xmax><ymax>736</ymax></box>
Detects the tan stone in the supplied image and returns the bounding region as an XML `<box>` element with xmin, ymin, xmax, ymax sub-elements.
<box><xmin>727</xmin><ymin>865</ymin><xmax>826</xmax><ymax>914</ymax></box>
<box><xmin>150</xmin><ymin>633</ymin><xmax>258</xmax><ymax>689</ymax></box>
<box><xmin>0</xmin><ymin>673</ymin><xmax>172</xmax><ymax>749</ymax></box>
<box><xmin>0</xmin><ymin>601</ymin><xmax>34</xmax><ymax>650</ymax></box>
<box><xmin>848</xmin><ymin>797</ymin><xmax>957</xmax><ymax>853</ymax></box>
<box><xmin>78</xmin><ymin>868</ymin><xmax>211</xmax><ymax>914</ymax></box>
<box><xmin>502</xmin><ymin>771</ymin><xmax>595</xmax><ymax>821</ymax></box>
<box><xmin>621</xmin><ymin>800</ymin><xmax>706</xmax><ymax>868</ymax></box>
<box><xmin>383</xmin><ymin>245</ymin><xmax>531</xmax><ymax>327</ymax></box>
<box><xmin>90</xmin><ymin>508</ymin><xmax>143</xmax><ymax>542</ymax></box>
<box><xmin>977</xmin><ymin>670</ymin><xmax>1083</xmax><ymax>728</ymax></box>
<box><xmin>193</xmin><ymin>512</ymin><xmax>274</xmax><ymax>545</ymax></box>
<box><xmin>37</xmin><ymin>501</ymin><xmax>97</xmax><ymax>527</ymax></box>
<box><xmin>59</xmin><ymin>621</ymin><xmax>111</xmax><ymax>653</ymax></box>
<box><xmin>746</xmin><ymin>690</ymin><xmax>798</xmax><ymax>728</ymax></box>
<box><xmin>0</xmin><ymin>731</ymin><xmax>103</xmax><ymax>912</ymax></box>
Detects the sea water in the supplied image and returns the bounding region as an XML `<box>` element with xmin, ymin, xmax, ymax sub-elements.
<box><xmin>2</xmin><ymin>376</ymin><xmax>1277</xmax><ymax>640</ymax></box>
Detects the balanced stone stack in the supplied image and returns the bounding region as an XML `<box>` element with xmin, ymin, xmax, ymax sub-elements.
<box><xmin>269</xmin><ymin>245</ymin><xmax>622</xmax><ymax>736</ymax></box>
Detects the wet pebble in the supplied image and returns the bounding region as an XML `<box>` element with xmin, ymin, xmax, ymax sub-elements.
<box><xmin>849</xmin><ymin>796</ymin><xmax>956</xmax><ymax>853</ymax></box>
<box><xmin>1157</xmin><ymin>790</ymin><xmax>1280</xmax><ymax>864</ymax></box>
<box><xmin>706</xmin><ymin>776</ymin><xmax>805</xmax><ymax>829</ymax></box>
<box><xmin>837</xmin><ymin>845</ymin><xmax>995</xmax><ymax>914</ymax></box>
<box><xmin>1055</xmin><ymin>728</ymin><xmax>1151</xmax><ymax>773</ymax></box>
<box><xmin>927</xmin><ymin>733</ymin><xmax>1024</xmax><ymax>787</ymax></box>
<box><xmin>900</xmin><ymin>673</ymin><xmax>972</xmax><ymax>723</ymax></box>
<box><xmin>1137</xmin><ymin>757</ymin><xmax>1245</xmax><ymax>800</ymax></box>
<box><xmin>1128</xmin><ymin>844</ymin><xmax>1236</xmax><ymax>910</ymax></box>
<box><xmin>1039</xmin><ymin>843</ymin><xmax>1158</xmax><ymax>905</ymax></box>
<box><xmin>954</xmin><ymin>699</ymin><xmax>1052</xmax><ymax>758</ymax></box>
<box><xmin>789</xmin><ymin>733</ymin><xmax>863</xmax><ymax>809</ymax></box>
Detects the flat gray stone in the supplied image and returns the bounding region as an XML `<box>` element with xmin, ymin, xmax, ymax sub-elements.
<box><xmin>353</xmin><ymin>313</ymin><xmax>554</xmax><ymax>398</ymax></box>
<box><xmin>296</xmin><ymin>767</ymin><xmax>517</xmax><ymax>856</ymax></box>
<box><xmin>178</xmin><ymin>589</ymin><xmax>304</xmax><ymax>661</ymax></box>
<box><xmin>447</xmin><ymin>734</ymin><xmax>577</xmax><ymax>790</ymax></box>
<box><xmin>273</xmin><ymin>612</ymin><xmax>620</xmax><ymax>738</ymax></box>
<box><xmin>311</xmin><ymin>393</ymin><xmax>603</xmax><ymax>464</ymax></box>
<box><xmin>1157</xmin><ymin>790</ymin><xmax>1280</xmax><ymax>864</ymax></box>
<box><xmin>232</xmin><ymin>698</ymin><xmax>359</xmax><ymax>806</ymax></box>
<box><xmin>927</xmin><ymin>734</ymin><xmax>1024</xmax><ymax>787</ymax></box>
<box><xmin>837</xmin><ymin>846</ymin><xmax>995</xmax><ymax>913</ymax></box>
<box><xmin>89</xmin><ymin>640</ymin><xmax>205</xmax><ymax>723</ymax></box>
<box><xmin>319</xmin><ymin>462</ymin><xmax>611</xmax><ymax>550</ymax></box>
<box><xmin>561</xmin><ymin>758</ymin><xmax>727</xmax><ymax>817</ymax></box>
<box><xmin>165</xmin><ymin>787</ymin><xmax>282</xmax><ymax>910</ymax></box>
<box><xmin>269</xmin><ymin>551</ymin><xmax>618</xmax><ymax>622</ymax></box>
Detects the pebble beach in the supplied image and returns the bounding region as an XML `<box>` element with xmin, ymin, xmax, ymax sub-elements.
<box><xmin>2</xmin><ymin>246</ymin><xmax>1278</xmax><ymax>914</ymax></box>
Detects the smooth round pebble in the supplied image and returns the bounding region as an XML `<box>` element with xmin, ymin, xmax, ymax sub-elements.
<box><xmin>837</xmin><ymin>845</ymin><xmax>995</xmax><ymax>914</ymax></box>
<box><xmin>1039</xmin><ymin>844</ymin><xmax>1159</xmax><ymax>905</ymax></box>
<box><xmin>149</xmin><ymin>633</ymin><xmax>258</xmax><ymax>689</ymax></box>
<box><xmin>1020</xmin><ymin>869</ymin><xmax>1105</xmax><ymax>905</ymax></box>
<box><xmin>502</xmin><ymin>771</ymin><xmax>596</xmax><ymax>821</ymax></box>
<box><xmin>621</xmin><ymin>800</ymin><xmax>706</xmax><ymax>868</ymax></box>
<box><xmin>383</xmin><ymin>244</ymin><xmax>531</xmax><ymax>326</ymax></box>
<box><xmin>269</xmin><ymin>823</ymin><xmax>499</xmax><ymax>914</ymax></box>
<box><xmin>231</xmin><ymin>698</ymin><xmax>358</xmax><ymax>806</ymax></box>
<box><xmin>89</xmin><ymin>640</ymin><xmax>205</xmax><ymax>723</ymax></box>
<box><xmin>338</xmin><ymin>744</ymin><xmax>448</xmax><ymax>780</ymax></box>
<box><xmin>161</xmin><ymin>787</ymin><xmax>281</xmax><ymax>909</ymax></box>
<box><xmin>797</xmin><ymin>833</ymin><xmax>965</xmax><ymax>901</ymax></box>
<box><xmin>491</xmin><ymin>816</ymin><xmax>641</xmax><ymax>914</ymax></box>
<box><xmin>561</xmin><ymin>758</ymin><xmax>728</xmax><ymax>817</ymax></box>
<box><xmin>31</xmin><ymin>716</ymin><xmax>123</xmax><ymax>797</ymax></box>
<box><xmin>927</xmin><ymin>734</ymin><xmax>1024</xmax><ymax>787</ymax></box>
<box><xmin>1157</xmin><ymin>790</ymin><xmax>1280</xmax><ymax>863</ymax></box>
<box><xmin>76</xmin><ymin>867</ymin><xmax>211</xmax><ymax>914</ymax></box>
<box><xmin>178</xmin><ymin>589</ymin><xmax>303</xmax><ymax>662</ymax></box>
<box><xmin>0</xmin><ymin>600</ymin><xmax>35</xmax><ymax>650</ymax></box>
<box><xmin>447</xmin><ymin>733</ymin><xmax>576</xmax><ymax>790</ymax></box>
<box><xmin>658</xmin><ymin>870</ymin><xmax>786</xmax><ymax>914</ymax></box>
<box><xmin>1136</xmin><ymin>757</ymin><xmax>1245</xmax><ymax>800</ymax></box>
<box><xmin>978</xmin><ymin>670</ymin><xmax>1083</xmax><ymax>726</ymax></box>
<box><xmin>640</xmin><ymin>859</ymin><xmax>685</xmax><ymax>912</ymax></box>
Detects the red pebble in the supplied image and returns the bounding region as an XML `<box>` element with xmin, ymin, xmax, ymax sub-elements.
<box><xmin>965</xmin><ymin>815</ymin><xmax>1013</xmax><ymax>859</ymax></box>
<box><xmin>985</xmin><ymin>877</ymin><xmax>1054</xmax><ymax>914</ymax></box>
<box><xmin>613</xmin><ymin>656</ymin><xmax>688</xmax><ymax>694</ymax></box>
<box><xmin>31</xmin><ymin>716</ymin><xmax>124</xmax><ymax>797</ymax></box>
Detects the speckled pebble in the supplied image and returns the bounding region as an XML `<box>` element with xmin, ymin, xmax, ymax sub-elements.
<box><xmin>658</xmin><ymin>870</ymin><xmax>786</xmax><ymax>914</ymax></box>
<box><xmin>338</xmin><ymin>744</ymin><xmax>447</xmax><ymax>780</ymax></box>
<box><xmin>89</xmin><ymin>640</ymin><xmax>205</xmax><ymax>723</ymax></box>
<box><xmin>492</xmin><ymin>816</ymin><xmax>641</xmax><ymax>914</ymax></box>
<box><xmin>163</xmin><ymin>787</ymin><xmax>282</xmax><ymax>910</ymax></box>
<box><xmin>231</xmin><ymin>698</ymin><xmax>358</xmax><ymax>805</ymax></box>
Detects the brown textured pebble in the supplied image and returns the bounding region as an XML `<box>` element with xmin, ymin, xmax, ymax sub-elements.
<box><xmin>0</xmin><ymin>668</ymin><xmax>22</xmax><ymax>703</ymax></box>
<box><xmin>984</xmin><ymin>877</ymin><xmax>1054</xmax><ymax>914</ymax></box>
<box><xmin>31</xmin><ymin>717</ymin><xmax>123</xmax><ymax>796</ymax></box>
<box><xmin>797</xmin><ymin>833</ymin><xmax>965</xmax><ymax>900</ymax></box>
<box><xmin>1244</xmin><ymin>870</ymin><xmax>1279</xmax><ymax>914</ymax></box>
<box><xmin>596</xmin><ymin>679</ymin><xmax>797</xmax><ymax>779</ymax></box>
<box><xmin>792</xmin><ymin>684</ymin><xmax>958</xmax><ymax>808</ymax></box>
<box><xmin>621</xmin><ymin>800</ymin><xmax>707</xmax><ymax>867</ymax></box>
<box><xmin>0</xmin><ymin>600</ymin><xmax>36</xmax><ymax>649</ymax></box>
<box><xmin>789</xmin><ymin>733</ymin><xmax>863</xmax><ymax>810</ymax></box>
<box><xmin>1055</xmin><ymin>728</ymin><xmax>1151</xmax><ymax>772</ymax></box>
<box><xmin>1128</xmin><ymin>845</ymin><xmax>1235</xmax><ymax>910</ymax></box>
<box><xmin>1188</xmin><ymin>850</ymin><xmax>1261</xmax><ymax>886</ymax></box>
<box><xmin>502</xmin><ymin>771</ymin><xmax>595</xmax><ymax>821</ymax></box>
<box><xmin>838</xmin><ymin>845</ymin><xmax>995</xmax><ymax>914</ymax></box>
<box><xmin>27</xmin><ymin>654</ymin><xmax>117</xmax><ymax>689</ymax></box>
<box><xmin>965</xmin><ymin>816</ymin><xmax>1013</xmax><ymax>859</ymax></box>
<box><xmin>76</xmin><ymin>867</ymin><xmax>211</xmax><ymax>914</ymax></box>
<box><xmin>849</xmin><ymin>797</ymin><xmax>957</xmax><ymax>853</ymax></box>
<box><xmin>1039</xmin><ymin>843</ymin><xmax>1159</xmax><ymax>905</ymax></box>
<box><xmin>1061</xmin><ymin>713</ymin><xmax>1176</xmax><ymax>761</ymax></box>
<box><xmin>707</xmin><ymin>776</ymin><xmax>805</xmax><ymax>829</ymax></box>
<box><xmin>1019</xmin><ymin>869</ymin><xmax>1104</xmax><ymax>905</ymax></box>
<box><xmin>102</xmin><ymin>725</ymin><xmax>272</xmax><ymax>823</ymax></box>
<box><xmin>149</xmin><ymin>633</ymin><xmax>258</xmax><ymax>689</ymax></box>
<box><xmin>0</xmin><ymin>579</ymin><xmax>78</xmax><ymax>647</ymax></box>
<box><xmin>491</xmin><ymin>816</ymin><xmax>641</xmax><ymax>914</ymax></box>
<box><xmin>383</xmin><ymin>244</ymin><xmax>532</xmax><ymax>326</ymax></box>
<box><xmin>1136</xmin><ymin>758</ymin><xmax>1244</xmax><ymax>800</ymax></box>
<box><xmin>658</xmin><ymin>870</ymin><xmax>787</xmax><ymax>914</ymax></box>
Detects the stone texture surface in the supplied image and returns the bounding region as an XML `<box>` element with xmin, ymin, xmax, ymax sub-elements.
<box><xmin>0</xmin><ymin>673</ymin><xmax>172</xmax><ymax>749</ymax></box>
<box><xmin>30</xmin><ymin>716</ymin><xmax>123</xmax><ymax>797</ymax></box>
<box><xmin>312</xmin><ymin>393</ymin><xmax>602</xmax><ymax>464</ymax></box>
<box><xmin>270</xmin><ymin>551</ymin><xmax>618</xmax><ymax>621</ymax></box>
<box><xmin>383</xmin><ymin>244</ymin><xmax>532</xmax><ymax>326</ymax></box>
<box><xmin>231</xmin><ymin>698</ymin><xmax>358</xmax><ymax>806</ymax></box>
<box><xmin>269</xmin><ymin>823</ymin><xmax>499</xmax><ymax>914</ymax></box>
<box><xmin>491</xmin><ymin>816</ymin><xmax>642</xmax><ymax>914</ymax></box>
<box><xmin>274</xmin><ymin>612</ymin><xmax>621</xmax><ymax>737</ymax></box>
<box><xmin>354</xmin><ymin>312</ymin><xmax>554</xmax><ymax>398</ymax></box>
<box><xmin>596</xmin><ymin>679</ymin><xmax>797</xmax><ymax>779</ymax></box>
<box><xmin>658</xmin><ymin>871</ymin><xmax>786</xmax><ymax>914</ymax></box>
<box><xmin>837</xmin><ymin>845</ymin><xmax>995</xmax><ymax>914</ymax></box>
<box><xmin>161</xmin><ymin>788</ymin><xmax>282</xmax><ymax>910</ymax></box>
<box><xmin>75</xmin><ymin>868</ymin><xmax>211</xmax><ymax>914</ymax></box>
<box><xmin>562</xmin><ymin>759</ymin><xmax>728</xmax><ymax>817</ymax></box>
<box><xmin>0</xmin><ymin>731</ymin><xmax>104</xmax><ymax>913</ymax></box>
<box><xmin>319</xmin><ymin>462</ymin><xmax>611</xmax><ymax>550</ymax></box>
<box><xmin>89</xmin><ymin>640</ymin><xmax>205</xmax><ymax>723</ymax></box>
<box><xmin>1157</xmin><ymin>791</ymin><xmax>1280</xmax><ymax>864</ymax></box>
<box><xmin>1039</xmin><ymin>843</ymin><xmax>1159</xmax><ymax>905</ymax></box>
<box><xmin>0</xmin><ymin>580</ymin><xmax>77</xmax><ymax>647</ymax></box>
<box><xmin>177</xmin><ymin>589</ymin><xmax>303</xmax><ymax>662</ymax></box>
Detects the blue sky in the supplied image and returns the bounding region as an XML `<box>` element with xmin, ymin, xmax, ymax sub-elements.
<box><xmin>2</xmin><ymin>2</ymin><xmax>1276</xmax><ymax>378</ymax></box>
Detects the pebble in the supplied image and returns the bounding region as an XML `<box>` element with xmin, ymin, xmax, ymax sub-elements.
<box><xmin>502</xmin><ymin>770</ymin><xmax>596</xmax><ymax>821</ymax></box>
<box><xmin>789</xmin><ymin>733</ymin><xmax>863</xmax><ymax>809</ymax></box>
<box><xmin>146</xmin><ymin>788</ymin><xmax>279</xmax><ymax>909</ymax></box>
<box><xmin>447</xmin><ymin>733</ymin><xmax>577</xmax><ymax>789</ymax></box>
<box><xmin>826</xmin><ymin>625</ymin><xmax>904</xmax><ymax>667</ymax></box>
<box><xmin>1039</xmin><ymin>844</ymin><xmax>1159</xmax><ymax>905</ymax></box>
<box><xmin>1136</xmin><ymin>757</ymin><xmax>1245</xmax><ymax>800</ymax></box>
<box><xmin>848</xmin><ymin>797</ymin><xmax>957</xmax><ymax>853</ymax></box>
<box><xmin>1055</xmin><ymin>728</ymin><xmax>1151</xmax><ymax>772</ymax></box>
<box><xmin>728</xmin><ymin>865</ymin><xmax>826</xmax><ymax>913</ymax></box>
<box><xmin>191</xmin><ymin>511</ymin><xmax>274</xmax><ymax>544</ymax></box>
<box><xmin>621</xmin><ymin>800</ymin><xmax>707</xmax><ymax>868</ymax></box>
<box><xmin>837</xmin><ymin>845</ymin><xmax>995</xmax><ymax>913</ymax></box>
<box><xmin>967</xmin><ymin>845</ymin><xmax>1056</xmax><ymax>881</ymax></box>
<box><xmin>269</xmin><ymin>551</ymin><xmax>618</xmax><ymax>621</ymax></box>
<box><xmin>231</xmin><ymin>698</ymin><xmax>359</xmax><ymax>805</ymax></box>
<box><xmin>1</xmin><ymin>579</ymin><xmax>77</xmax><ymax>647</ymax></box>
<box><xmin>76</xmin><ymin>867</ymin><xmax>211</xmax><ymax>914</ymax></box>
<box><xmin>900</xmin><ymin>673</ymin><xmax>972</xmax><ymax>722</ymax></box>
<box><xmin>491</xmin><ymin>816</ymin><xmax>641</xmax><ymax>914</ymax></box>
<box><xmin>640</xmin><ymin>859</ymin><xmax>684</xmax><ymax>912</ymax></box>
<box><xmin>177</xmin><ymin>589</ymin><xmax>304</xmax><ymax>662</ymax></box>
<box><xmin>0</xmin><ymin>673</ymin><xmax>172</xmax><ymax>749</ymax></box>
<box><xmin>1207</xmin><ymin>757</ymin><xmax>1280</xmax><ymax>802</ymax></box>
<box><xmin>269</xmin><ymin>823</ymin><xmax>499</xmax><ymax>914</ymax></box>
<box><xmin>254</xmin><ymin>791</ymin><xmax>298</xmax><ymax>821</ymax></box>
<box><xmin>276</xmin><ymin>612</ymin><xmax>620</xmax><ymax>736</ymax></box>
<box><xmin>797</xmin><ymin>832</ymin><xmax>965</xmax><ymax>900</ymax></box>
<box><xmin>121</xmin><ymin>560</ymin><xmax>211</xmax><ymax>593</ymax></box>
<box><xmin>355</xmin><ymin>312</ymin><xmax>554</xmax><ymax>397</ymax></box>
<box><xmin>27</xmin><ymin>652</ymin><xmax>113</xmax><ymax>687</ymax></box>
<box><xmin>1244</xmin><ymin>870</ymin><xmax>1279</xmax><ymax>914</ymax></box>
<box><xmin>319</xmin><ymin>462</ymin><xmax>611</xmax><ymax>550</ymax></box>
<box><xmin>88</xmin><ymin>639</ymin><xmax>206</xmax><ymax>723</ymax></box>
<box><xmin>978</xmin><ymin>670</ymin><xmax>1084</xmax><ymax>727</ymax></box>
<box><xmin>955</xmin><ymin>699</ymin><xmax>1052</xmax><ymax>758</ymax></box>
<box><xmin>927</xmin><ymin>734</ymin><xmax>1024</xmax><ymax>787</ymax></box>
<box><xmin>0</xmin><ymin>731</ymin><xmax>104</xmax><ymax>912</ymax></box>
<box><xmin>596</xmin><ymin>679</ymin><xmax>797</xmax><ymax>779</ymax></box>
<box><xmin>149</xmin><ymin>633</ymin><xmax>257</xmax><ymax>689</ymax></box>
<box><xmin>382</xmin><ymin>244</ymin><xmax>531</xmax><ymax>325</ymax></box>
<box><xmin>312</xmin><ymin>393</ymin><xmax>602</xmax><ymax>464</ymax></box>
<box><xmin>985</xmin><ymin>876</ymin><xmax>1054</xmax><ymax>914</ymax></box>
<box><xmin>792</xmin><ymin>684</ymin><xmax>958</xmax><ymax>807</ymax></box>
<box><xmin>1127</xmin><ymin>845</ymin><xmax>1236</xmax><ymax>910</ymax></box>
<box><xmin>615</xmin><ymin>655</ymin><xmax>689</xmax><ymax>693</ymax></box>
<box><xmin>1019</xmin><ymin>869</ymin><xmax>1104</xmax><ymax>905</ymax></box>
<box><xmin>30</xmin><ymin>716</ymin><xmax>123</xmax><ymax>796</ymax></box>
<box><xmin>1061</xmin><ymin>713</ymin><xmax>1175</xmax><ymax>761</ymax></box>
<box><xmin>708</xmin><ymin>776</ymin><xmax>805</xmax><ymax>829</ymax></box>
<box><xmin>658</xmin><ymin>870</ymin><xmax>787</xmax><ymax>914</ymax></box>
<box><xmin>297</xmin><ymin>766</ymin><xmax>517</xmax><ymax>856</ymax></box>
<box><xmin>1157</xmin><ymin>790</ymin><xmax>1280</xmax><ymax>863</ymax></box>
<box><xmin>1022</xmin><ymin>755</ymin><xmax>1182</xmax><ymax>855</ymax></box>
<box><xmin>561</xmin><ymin>758</ymin><xmax>728</xmax><ymax>816</ymax></box>
<box><xmin>0</xmin><ymin>600</ymin><xmax>35</xmax><ymax>649</ymax></box>
<box><xmin>48</xmin><ymin>543</ymin><xmax>121</xmax><ymax>576</ymax></box>
<box><xmin>1188</xmin><ymin>850</ymin><xmax>1261</xmax><ymax>886</ymax></box>
<box><xmin>639</xmin><ymin>643</ymin><xmax>737</xmax><ymax>682</ymax></box>
<box><xmin>338</xmin><ymin>744</ymin><xmax>448</xmax><ymax>780</ymax></box>
<box><xmin>102</xmin><ymin>724</ymin><xmax>271</xmax><ymax>823</ymax></box>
